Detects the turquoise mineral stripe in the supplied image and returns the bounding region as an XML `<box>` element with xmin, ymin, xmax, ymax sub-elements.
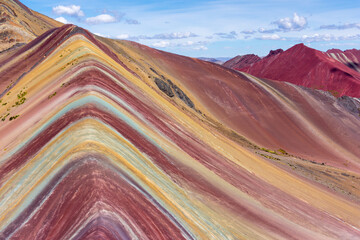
<box><xmin>0</xmin><ymin>87</ymin><xmax>166</xmax><ymax>162</ymax></box>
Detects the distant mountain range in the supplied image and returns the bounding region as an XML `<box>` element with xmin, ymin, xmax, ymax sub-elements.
<box><xmin>224</xmin><ymin>44</ymin><xmax>360</xmax><ymax>98</ymax></box>
<box><xmin>197</xmin><ymin>57</ymin><xmax>231</xmax><ymax>65</ymax></box>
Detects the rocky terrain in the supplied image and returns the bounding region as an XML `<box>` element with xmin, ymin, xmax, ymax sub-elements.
<box><xmin>0</xmin><ymin>0</ymin><xmax>62</xmax><ymax>52</ymax></box>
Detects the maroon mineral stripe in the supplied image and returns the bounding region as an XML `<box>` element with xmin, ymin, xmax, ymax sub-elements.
<box><xmin>75</xmin><ymin>219</ymin><xmax>131</xmax><ymax>240</ymax></box>
<box><xmin>3</xmin><ymin>158</ymin><xmax>189</xmax><ymax>240</ymax></box>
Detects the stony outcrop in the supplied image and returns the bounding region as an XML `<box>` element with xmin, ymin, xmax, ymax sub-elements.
<box><xmin>167</xmin><ymin>79</ymin><xmax>195</xmax><ymax>108</ymax></box>
<box><xmin>154</xmin><ymin>78</ymin><xmax>174</xmax><ymax>97</ymax></box>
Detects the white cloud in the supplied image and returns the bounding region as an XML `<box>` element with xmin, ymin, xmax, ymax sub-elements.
<box><xmin>193</xmin><ymin>45</ymin><xmax>208</xmax><ymax>50</ymax></box>
<box><xmin>274</xmin><ymin>13</ymin><xmax>307</xmax><ymax>31</ymax></box>
<box><xmin>152</xmin><ymin>41</ymin><xmax>170</xmax><ymax>48</ymax></box>
<box><xmin>302</xmin><ymin>33</ymin><xmax>332</xmax><ymax>42</ymax></box>
<box><xmin>247</xmin><ymin>13</ymin><xmax>307</xmax><ymax>35</ymax></box>
<box><xmin>214</xmin><ymin>31</ymin><xmax>237</xmax><ymax>39</ymax></box>
<box><xmin>53</xmin><ymin>5</ymin><xmax>84</xmax><ymax>17</ymax></box>
<box><xmin>181</xmin><ymin>41</ymin><xmax>195</xmax><ymax>46</ymax></box>
<box><xmin>320</xmin><ymin>23</ymin><xmax>360</xmax><ymax>30</ymax></box>
<box><xmin>301</xmin><ymin>33</ymin><xmax>360</xmax><ymax>42</ymax></box>
<box><xmin>258</xmin><ymin>27</ymin><xmax>277</xmax><ymax>33</ymax></box>
<box><xmin>116</xmin><ymin>34</ymin><xmax>129</xmax><ymax>39</ymax></box>
<box><xmin>151</xmin><ymin>40</ymin><xmax>208</xmax><ymax>50</ymax></box>
<box><xmin>55</xmin><ymin>17</ymin><xmax>71</xmax><ymax>24</ymax></box>
<box><xmin>176</xmin><ymin>41</ymin><xmax>208</xmax><ymax>48</ymax></box>
<box><xmin>86</xmin><ymin>14</ymin><xmax>117</xmax><ymax>25</ymax></box>
<box><xmin>241</xmin><ymin>30</ymin><xmax>256</xmax><ymax>34</ymax></box>
<box><xmin>122</xmin><ymin>32</ymin><xmax>199</xmax><ymax>41</ymax></box>
<box><xmin>320</xmin><ymin>42</ymin><xmax>358</xmax><ymax>47</ymax></box>
<box><xmin>125</xmin><ymin>19</ymin><xmax>140</xmax><ymax>25</ymax></box>
<box><xmin>260</xmin><ymin>34</ymin><xmax>281</xmax><ymax>40</ymax></box>
<box><xmin>152</xmin><ymin>32</ymin><xmax>198</xmax><ymax>40</ymax></box>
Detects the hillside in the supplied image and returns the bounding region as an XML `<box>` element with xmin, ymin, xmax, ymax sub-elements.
<box><xmin>223</xmin><ymin>54</ymin><xmax>261</xmax><ymax>69</ymax></box>
<box><xmin>1</xmin><ymin>1</ymin><xmax>360</xmax><ymax>239</ymax></box>
<box><xmin>0</xmin><ymin>0</ymin><xmax>62</xmax><ymax>52</ymax></box>
<box><xmin>327</xmin><ymin>48</ymin><xmax>360</xmax><ymax>73</ymax></box>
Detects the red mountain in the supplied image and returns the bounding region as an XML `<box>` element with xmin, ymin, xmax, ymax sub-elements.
<box><xmin>231</xmin><ymin>44</ymin><xmax>360</xmax><ymax>98</ymax></box>
<box><xmin>223</xmin><ymin>54</ymin><xmax>261</xmax><ymax>69</ymax></box>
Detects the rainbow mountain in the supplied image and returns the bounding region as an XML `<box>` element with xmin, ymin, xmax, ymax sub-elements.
<box><xmin>0</xmin><ymin>1</ymin><xmax>360</xmax><ymax>239</ymax></box>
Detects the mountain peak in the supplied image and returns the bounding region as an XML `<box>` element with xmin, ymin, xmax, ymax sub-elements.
<box><xmin>288</xmin><ymin>43</ymin><xmax>315</xmax><ymax>52</ymax></box>
<box><xmin>223</xmin><ymin>54</ymin><xmax>261</xmax><ymax>69</ymax></box>
<box><xmin>0</xmin><ymin>0</ymin><xmax>62</xmax><ymax>52</ymax></box>
<box><xmin>8</xmin><ymin>0</ymin><xmax>33</xmax><ymax>14</ymax></box>
<box><xmin>265</xmin><ymin>48</ymin><xmax>283</xmax><ymax>58</ymax></box>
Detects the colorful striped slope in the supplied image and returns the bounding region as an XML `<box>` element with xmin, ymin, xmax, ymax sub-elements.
<box><xmin>0</xmin><ymin>15</ymin><xmax>360</xmax><ymax>240</ymax></box>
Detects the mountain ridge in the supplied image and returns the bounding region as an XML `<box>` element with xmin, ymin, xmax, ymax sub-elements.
<box><xmin>1</xmin><ymin>1</ymin><xmax>360</xmax><ymax>239</ymax></box>
<box><xmin>198</xmin><ymin>57</ymin><xmax>230</xmax><ymax>65</ymax></box>
<box><xmin>0</xmin><ymin>0</ymin><xmax>62</xmax><ymax>52</ymax></box>
<box><xmin>226</xmin><ymin>43</ymin><xmax>360</xmax><ymax>97</ymax></box>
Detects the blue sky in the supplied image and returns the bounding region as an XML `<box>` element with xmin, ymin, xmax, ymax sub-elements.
<box><xmin>22</xmin><ymin>0</ymin><xmax>360</xmax><ymax>58</ymax></box>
